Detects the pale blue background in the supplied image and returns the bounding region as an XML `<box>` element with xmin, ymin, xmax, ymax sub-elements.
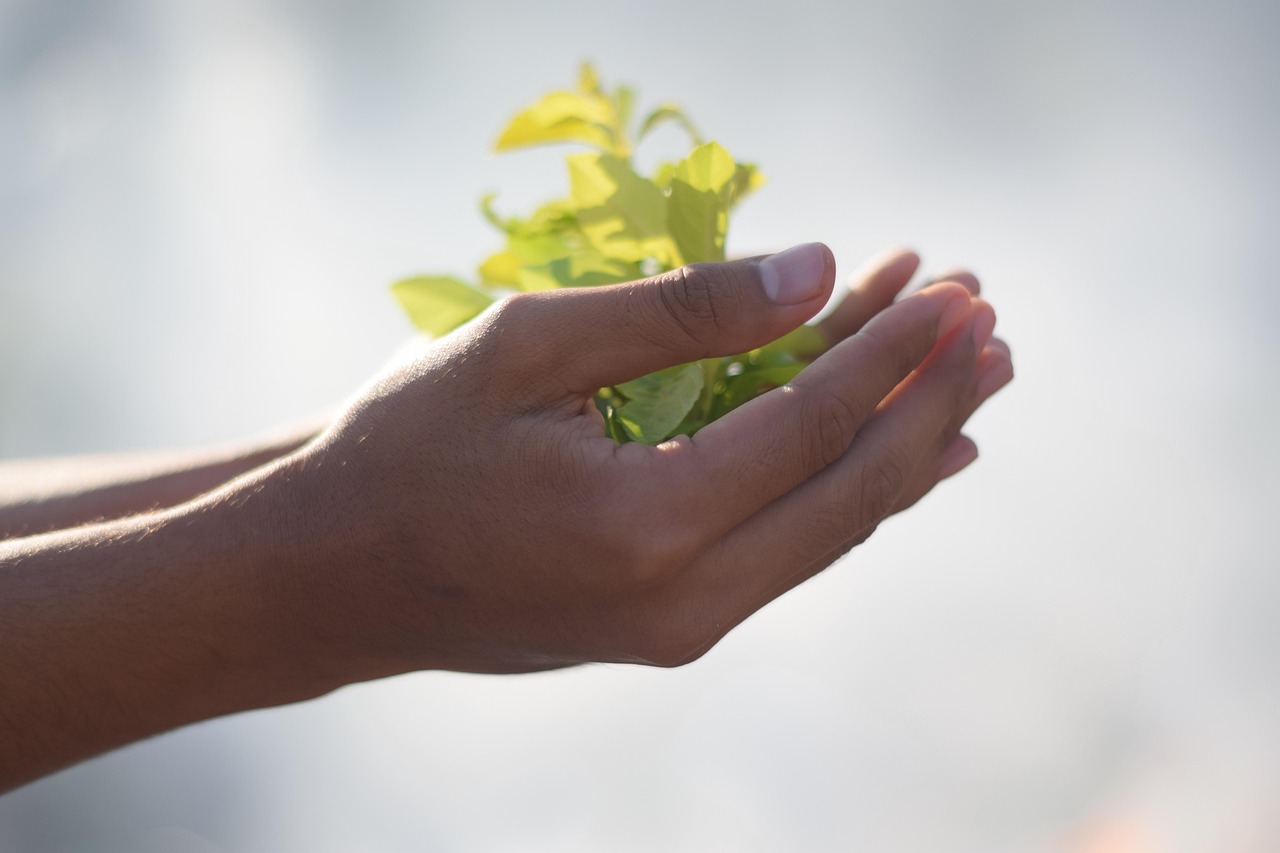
<box><xmin>2</xmin><ymin>1</ymin><xmax>1278</xmax><ymax>850</ymax></box>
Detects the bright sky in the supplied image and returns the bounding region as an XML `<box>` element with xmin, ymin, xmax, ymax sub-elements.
<box><xmin>2</xmin><ymin>1</ymin><xmax>1278</xmax><ymax>850</ymax></box>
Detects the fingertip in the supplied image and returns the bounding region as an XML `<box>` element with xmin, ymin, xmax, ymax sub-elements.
<box><xmin>927</xmin><ymin>268</ymin><xmax>981</xmax><ymax>295</ymax></box>
<box><xmin>971</xmin><ymin>299</ymin><xmax>996</xmax><ymax>350</ymax></box>
<box><xmin>818</xmin><ymin>242</ymin><xmax>838</xmax><ymax>294</ymax></box>
<box><xmin>933</xmin><ymin>287</ymin><xmax>975</xmax><ymax>339</ymax></box>
<box><xmin>976</xmin><ymin>355</ymin><xmax>1014</xmax><ymax>399</ymax></box>
<box><xmin>849</xmin><ymin>246</ymin><xmax>920</xmax><ymax>292</ymax></box>
<box><xmin>760</xmin><ymin>242</ymin><xmax>835</xmax><ymax>306</ymax></box>
<box><xmin>937</xmin><ymin>434</ymin><xmax>979</xmax><ymax>480</ymax></box>
<box><xmin>879</xmin><ymin>245</ymin><xmax>921</xmax><ymax>273</ymax></box>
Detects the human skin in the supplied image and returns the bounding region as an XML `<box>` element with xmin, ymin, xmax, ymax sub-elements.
<box><xmin>0</xmin><ymin>243</ymin><xmax>1011</xmax><ymax>792</ymax></box>
<box><xmin>0</xmin><ymin>422</ymin><xmax>322</xmax><ymax>540</ymax></box>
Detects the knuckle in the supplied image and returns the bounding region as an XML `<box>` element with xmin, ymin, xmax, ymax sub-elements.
<box><xmin>796</xmin><ymin>491</ymin><xmax>883</xmax><ymax>560</ymax></box>
<box><xmin>598</xmin><ymin>502</ymin><xmax>700</xmax><ymax>590</ymax></box>
<box><xmin>472</xmin><ymin>292</ymin><xmax>536</xmax><ymax>360</ymax></box>
<box><xmin>651</xmin><ymin>264</ymin><xmax>741</xmax><ymax>348</ymax></box>
<box><xmin>473</xmin><ymin>292</ymin><xmax>560</xmax><ymax>396</ymax></box>
<box><xmin>798</xmin><ymin>389</ymin><xmax>861</xmax><ymax>470</ymax></box>
<box><xmin>669</xmin><ymin>264</ymin><xmax>725</xmax><ymax>326</ymax></box>
<box><xmin>802</xmin><ymin>493</ymin><xmax>857</xmax><ymax>550</ymax></box>
<box><xmin>486</xmin><ymin>290</ymin><xmax>537</xmax><ymax>333</ymax></box>
<box><xmin>857</xmin><ymin>450</ymin><xmax>911</xmax><ymax>526</ymax></box>
<box><xmin>632</xmin><ymin>618</ymin><xmax>713</xmax><ymax>668</ymax></box>
<box><xmin>859</xmin><ymin>323</ymin><xmax>927</xmax><ymax>381</ymax></box>
<box><xmin>621</xmin><ymin>527</ymin><xmax>697</xmax><ymax>588</ymax></box>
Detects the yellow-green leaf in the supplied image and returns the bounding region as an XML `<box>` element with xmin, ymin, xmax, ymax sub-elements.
<box><xmin>667</xmin><ymin>178</ymin><xmax>726</xmax><ymax>264</ymax></box>
<box><xmin>495</xmin><ymin>91</ymin><xmax>617</xmax><ymax>153</ymax></box>
<box><xmin>652</xmin><ymin>161</ymin><xmax>677</xmax><ymax>189</ymax></box>
<box><xmin>577</xmin><ymin>62</ymin><xmax>603</xmax><ymax>96</ymax></box>
<box><xmin>615</xmin><ymin>363</ymin><xmax>705</xmax><ymax>443</ymax></box>
<box><xmin>755</xmin><ymin>324</ymin><xmax>826</xmax><ymax>359</ymax></box>
<box><xmin>567</xmin><ymin>152</ymin><xmax>679</xmax><ymax>266</ymax></box>
<box><xmin>723</xmin><ymin>162</ymin><xmax>767</xmax><ymax>209</ymax></box>
<box><xmin>517</xmin><ymin>251</ymin><xmax>640</xmax><ymax>291</ymax></box>
<box><xmin>391</xmin><ymin>276</ymin><xmax>493</xmax><ymax>338</ymax></box>
<box><xmin>673</xmin><ymin>141</ymin><xmax>737</xmax><ymax>194</ymax></box>
<box><xmin>612</xmin><ymin>85</ymin><xmax>636</xmax><ymax>140</ymax></box>
<box><xmin>637</xmin><ymin>105</ymin><xmax>703</xmax><ymax>146</ymax></box>
<box><xmin>477</xmin><ymin>251</ymin><xmax>523</xmax><ymax>286</ymax></box>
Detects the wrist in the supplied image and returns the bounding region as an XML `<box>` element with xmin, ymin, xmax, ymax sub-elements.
<box><xmin>182</xmin><ymin>453</ymin><xmax>358</xmax><ymax>702</ymax></box>
<box><xmin>205</xmin><ymin>442</ymin><xmax>416</xmax><ymax>693</ymax></box>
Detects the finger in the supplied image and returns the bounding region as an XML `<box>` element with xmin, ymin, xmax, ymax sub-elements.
<box><xmin>817</xmin><ymin>247</ymin><xmax>920</xmax><ymax>344</ymax></box>
<box><xmin>660</xmin><ymin>283</ymin><xmax>976</xmax><ymax>537</ymax></box>
<box><xmin>686</xmin><ymin>310</ymin><xmax>980</xmax><ymax>621</ymax></box>
<box><xmin>920</xmin><ymin>267</ymin><xmax>981</xmax><ymax>296</ymax></box>
<box><xmin>864</xmin><ymin>297</ymin><xmax>994</xmax><ymax>422</ymax></box>
<box><xmin>976</xmin><ymin>337</ymin><xmax>1014</xmax><ymax>399</ymax></box>
<box><xmin>971</xmin><ymin>299</ymin><xmax>996</xmax><ymax>352</ymax></box>
<box><xmin>490</xmin><ymin>243</ymin><xmax>836</xmax><ymax>397</ymax></box>
<box><xmin>892</xmin><ymin>433</ymin><xmax>980</xmax><ymax>512</ymax></box>
<box><xmin>936</xmin><ymin>434</ymin><xmax>980</xmax><ymax>479</ymax></box>
<box><xmin>892</xmin><ymin>336</ymin><xmax>1012</xmax><ymax>512</ymax></box>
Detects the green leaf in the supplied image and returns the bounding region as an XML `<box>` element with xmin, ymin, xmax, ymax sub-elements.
<box><xmin>651</xmin><ymin>161</ymin><xmax>677</xmax><ymax>189</ymax></box>
<box><xmin>614</xmin><ymin>363</ymin><xmax>705</xmax><ymax>443</ymax></box>
<box><xmin>476</xmin><ymin>197</ymin><xmax>582</xmax><ymax>286</ymax></box>
<box><xmin>662</xmin><ymin>142</ymin><xmax>742</xmax><ymax>265</ymax></box>
<box><xmin>723</xmin><ymin>162</ymin><xmax>766</xmax><ymax>209</ymax></box>
<box><xmin>479</xmin><ymin>231</ymin><xmax>579</xmax><ymax>287</ymax></box>
<box><xmin>673</xmin><ymin>141</ymin><xmax>737</xmax><ymax>195</ymax></box>
<box><xmin>670</xmin><ymin>142</ymin><xmax>764</xmax><ymax>211</ymax></box>
<box><xmin>577</xmin><ymin>62</ymin><xmax>603</xmax><ymax>97</ymax></box>
<box><xmin>510</xmin><ymin>229</ymin><xmax>576</xmax><ymax>263</ymax></box>
<box><xmin>517</xmin><ymin>251</ymin><xmax>641</xmax><ymax>291</ymax></box>
<box><xmin>604</xmin><ymin>405</ymin><xmax>629</xmax><ymax>442</ymax></box>
<box><xmin>477</xmin><ymin>251</ymin><xmax>523</xmax><ymax>286</ymax></box>
<box><xmin>567</xmin><ymin>152</ymin><xmax>679</xmax><ymax>266</ymax></box>
<box><xmin>637</xmin><ymin>105</ymin><xmax>703</xmax><ymax>146</ymax></box>
<box><xmin>391</xmin><ymin>276</ymin><xmax>494</xmax><ymax>338</ymax></box>
<box><xmin>667</xmin><ymin>178</ymin><xmax>726</xmax><ymax>264</ymax></box>
<box><xmin>523</xmin><ymin>198</ymin><xmax>579</xmax><ymax>235</ymax></box>
<box><xmin>755</xmin><ymin>324</ymin><xmax>826</xmax><ymax>359</ymax></box>
<box><xmin>495</xmin><ymin>91</ymin><xmax>618</xmax><ymax>153</ymax></box>
<box><xmin>713</xmin><ymin>354</ymin><xmax>808</xmax><ymax>418</ymax></box>
<box><xmin>479</xmin><ymin>193</ymin><xmax>514</xmax><ymax>234</ymax></box>
<box><xmin>612</xmin><ymin>85</ymin><xmax>636</xmax><ymax>140</ymax></box>
<box><xmin>394</xmin><ymin>65</ymin><xmax>786</xmax><ymax>446</ymax></box>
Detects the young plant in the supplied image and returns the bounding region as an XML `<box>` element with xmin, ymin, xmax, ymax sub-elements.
<box><xmin>392</xmin><ymin>63</ymin><xmax>824</xmax><ymax>444</ymax></box>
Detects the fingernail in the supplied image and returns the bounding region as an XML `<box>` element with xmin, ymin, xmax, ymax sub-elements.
<box><xmin>937</xmin><ymin>295</ymin><xmax>971</xmax><ymax>338</ymax></box>
<box><xmin>760</xmin><ymin>243</ymin><xmax>830</xmax><ymax>305</ymax></box>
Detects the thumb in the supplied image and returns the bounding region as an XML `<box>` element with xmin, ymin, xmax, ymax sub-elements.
<box><xmin>495</xmin><ymin>243</ymin><xmax>836</xmax><ymax>395</ymax></box>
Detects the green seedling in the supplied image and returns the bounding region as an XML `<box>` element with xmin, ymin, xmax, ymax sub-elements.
<box><xmin>392</xmin><ymin>63</ymin><xmax>825</xmax><ymax>444</ymax></box>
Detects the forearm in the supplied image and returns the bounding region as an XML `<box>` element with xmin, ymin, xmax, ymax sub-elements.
<box><xmin>0</xmin><ymin>470</ymin><xmax>335</xmax><ymax>793</ymax></box>
<box><xmin>0</xmin><ymin>422</ymin><xmax>320</xmax><ymax>540</ymax></box>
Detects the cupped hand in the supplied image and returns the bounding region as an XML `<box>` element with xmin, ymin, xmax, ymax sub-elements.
<box><xmin>265</xmin><ymin>243</ymin><xmax>1010</xmax><ymax>681</ymax></box>
<box><xmin>815</xmin><ymin>247</ymin><xmax>1012</xmax><ymax>510</ymax></box>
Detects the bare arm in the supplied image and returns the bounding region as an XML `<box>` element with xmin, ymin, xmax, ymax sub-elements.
<box><xmin>0</xmin><ymin>422</ymin><xmax>321</xmax><ymax>540</ymax></box>
<box><xmin>0</xmin><ymin>479</ymin><xmax>335</xmax><ymax>790</ymax></box>
<box><xmin>0</xmin><ymin>245</ymin><xmax>1011</xmax><ymax>793</ymax></box>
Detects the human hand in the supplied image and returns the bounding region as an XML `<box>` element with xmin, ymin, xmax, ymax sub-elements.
<box><xmin>815</xmin><ymin>247</ymin><xmax>1012</xmax><ymax>510</ymax></box>
<box><xmin>255</xmin><ymin>243</ymin><xmax>1009</xmax><ymax>682</ymax></box>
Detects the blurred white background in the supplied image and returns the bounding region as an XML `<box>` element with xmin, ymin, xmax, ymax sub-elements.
<box><xmin>2</xmin><ymin>1</ymin><xmax>1278</xmax><ymax>850</ymax></box>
